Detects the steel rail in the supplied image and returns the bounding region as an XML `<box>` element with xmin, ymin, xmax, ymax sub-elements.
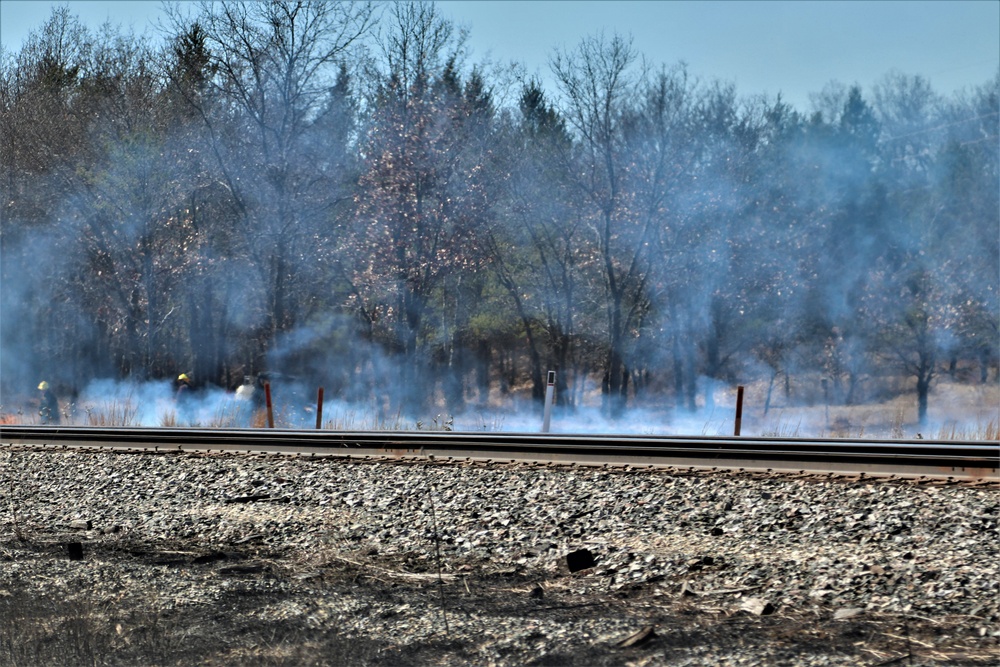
<box><xmin>1</xmin><ymin>425</ymin><xmax>997</xmax><ymax>480</ymax></box>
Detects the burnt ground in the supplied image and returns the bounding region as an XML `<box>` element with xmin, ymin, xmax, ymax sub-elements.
<box><xmin>1</xmin><ymin>534</ymin><xmax>996</xmax><ymax>667</ymax></box>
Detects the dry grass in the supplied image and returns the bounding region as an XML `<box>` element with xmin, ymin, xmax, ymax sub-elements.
<box><xmin>3</xmin><ymin>378</ymin><xmax>997</xmax><ymax>441</ymax></box>
<box><xmin>85</xmin><ymin>399</ymin><xmax>140</xmax><ymax>427</ymax></box>
<box><xmin>0</xmin><ymin>583</ymin><xmax>381</xmax><ymax>667</ymax></box>
<box><xmin>934</xmin><ymin>418</ymin><xmax>998</xmax><ymax>441</ymax></box>
<box><xmin>756</xmin><ymin>416</ymin><xmax>803</xmax><ymax>438</ymax></box>
<box><xmin>0</xmin><ymin>591</ymin><xmax>187</xmax><ymax>667</ymax></box>
<box><xmin>318</xmin><ymin>402</ymin><xmax>409</xmax><ymax>431</ymax></box>
<box><xmin>739</xmin><ymin>381</ymin><xmax>999</xmax><ymax>441</ymax></box>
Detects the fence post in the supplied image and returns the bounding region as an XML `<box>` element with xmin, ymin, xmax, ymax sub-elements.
<box><xmin>264</xmin><ymin>382</ymin><xmax>274</xmax><ymax>429</ymax></box>
<box><xmin>316</xmin><ymin>387</ymin><xmax>324</xmax><ymax>429</ymax></box>
<box><xmin>542</xmin><ymin>371</ymin><xmax>556</xmax><ymax>433</ymax></box>
<box><xmin>734</xmin><ymin>385</ymin><xmax>744</xmax><ymax>436</ymax></box>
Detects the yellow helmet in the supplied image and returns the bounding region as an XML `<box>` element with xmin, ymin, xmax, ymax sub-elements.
<box><xmin>178</xmin><ymin>373</ymin><xmax>190</xmax><ymax>382</ymax></box>
<box><xmin>38</xmin><ymin>381</ymin><xmax>49</xmax><ymax>391</ymax></box>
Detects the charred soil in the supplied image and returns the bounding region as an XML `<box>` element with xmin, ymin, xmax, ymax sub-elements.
<box><xmin>1</xmin><ymin>448</ymin><xmax>998</xmax><ymax>666</ymax></box>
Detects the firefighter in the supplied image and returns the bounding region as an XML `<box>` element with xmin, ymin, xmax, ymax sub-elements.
<box><xmin>175</xmin><ymin>373</ymin><xmax>192</xmax><ymax>400</ymax></box>
<box><xmin>38</xmin><ymin>381</ymin><xmax>60</xmax><ymax>425</ymax></box>
<box><xmin>175</xmin><ymin>373</ymin><xmax>193</xmax><ymax>424</ymax></box>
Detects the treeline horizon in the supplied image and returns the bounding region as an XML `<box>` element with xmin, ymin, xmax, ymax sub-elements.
<box><xmin>1</xmin><ymin>1</ymin><xmax>997</xmax><ymax>425</ymax></box>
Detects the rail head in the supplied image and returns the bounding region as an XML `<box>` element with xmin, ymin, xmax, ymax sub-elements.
<box><xmin>2</xmin><ymin>425</ymin><xmax>996</xmax><ymax>481</ymax></box>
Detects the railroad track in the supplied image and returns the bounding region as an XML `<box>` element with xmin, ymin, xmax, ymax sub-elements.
<box><xmin>1</xmin><ymin>425</ymin><xmax>997</xmax><ymax>481</ymax></box>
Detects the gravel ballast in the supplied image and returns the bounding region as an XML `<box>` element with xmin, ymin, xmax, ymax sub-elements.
<box><xmin>1</xmin><ymin>446</ymin><xmax>997</xmax><ymax>666</ymax></box>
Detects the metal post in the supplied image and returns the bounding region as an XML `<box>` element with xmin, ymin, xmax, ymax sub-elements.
<box><xmin>264</xmin><ymin>382</ymin><xmax>274</xmax><ymax>429</ymax></box>
<box><xmin>315</xmin><ymin>387</ymin><xmax>324</xmax><ymax>430</ymax></box>
<box><xmin>542</xmin><ymin>371</ymin><xmax>556</xmax><ymax>433</ymax></box>
<box><xmin>734</xmin><ymin>385</ymin><xmax>744</xmax><ymax>436</ymax></box>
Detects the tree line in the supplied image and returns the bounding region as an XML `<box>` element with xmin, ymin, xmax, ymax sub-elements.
<box><xmin>1</xmin><ymin>1</ymin><xmax>997</xmax><ymax>425</ymax></box>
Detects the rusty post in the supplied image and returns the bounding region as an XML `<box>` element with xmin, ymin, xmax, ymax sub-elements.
<box><xmin>734</xmin><ymin>385</ymin><xmax>744</xmax><ymax>436</ymax></box>
<box><xmin>264</xmin><ymin>382</ymin><xmax>274</xmax><ymax>429</ymax></box>
<box><xmin>316</xmin><ymin>387</ymin><xmax>324</xmax><ymax>430</ymax></box>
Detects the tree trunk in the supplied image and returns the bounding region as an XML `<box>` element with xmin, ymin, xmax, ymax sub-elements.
<box><xmin>916</xmin><ymin>373</ymin><xmax>931</xmax><ymax>427</ymax></box>
<box><xmin>474</xmin><ymin>339</ymin><xmax>490</xmax><ymax>404</ymax></box>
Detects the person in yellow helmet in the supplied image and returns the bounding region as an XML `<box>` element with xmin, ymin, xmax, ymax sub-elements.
<box><xmin>175</xmin><ymin>373</ymin><xmax>193</xmax><ymax>424</ymax></box>
<box><xmin>38</xmin><ymin>381</ymin><xmax>60</xmax><ymax>425</ymax></box>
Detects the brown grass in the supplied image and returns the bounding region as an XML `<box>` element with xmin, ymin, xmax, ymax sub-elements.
<box><xmin>739</xmin><ymin>380</ymin><xmax>999</xmax><ymax>440</ymax></box>
<box><xmin>2</xmin><ymin>378</ymin><xmax>996</xmax><ymax>440</ymax></box>
<box><xmin>85</xmin><ymin>399</ymin><xmax>140</xmax><ymax>427</ymax></box>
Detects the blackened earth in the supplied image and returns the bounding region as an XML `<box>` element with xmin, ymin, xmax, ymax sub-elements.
<box><xmin>1</xmin><ymin>448</ymin><xmax>997</xmax><ymax>666</ymax></box>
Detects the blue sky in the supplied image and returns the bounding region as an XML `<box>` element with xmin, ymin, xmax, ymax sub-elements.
<box><xmin>2</xmin><ymin>1</ymin><xmax>997</xmax><ymax>111</ymax></box>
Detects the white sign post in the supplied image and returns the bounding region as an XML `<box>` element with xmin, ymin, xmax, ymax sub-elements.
<box><xmin>542</xmin><ymin>371</ymin><xmax>556</xmax><ymax>433</ymax></box>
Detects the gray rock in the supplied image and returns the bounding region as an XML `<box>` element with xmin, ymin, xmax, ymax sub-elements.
<box><xmin>565</xmin><ymin>548</ymin><xmax>597</xmax><ymax>572</ymax></box>
<box><xmin>740</xmin><ymin>597</ymin><xmax>776</xmax><ymax>616</ymax></box>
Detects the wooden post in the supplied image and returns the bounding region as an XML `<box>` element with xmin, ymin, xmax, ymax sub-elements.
<box><xmin>264</xmin><ymin>382</ymin><xmax>274</xmax><ymax>429</ymax></box>
<box><xmin>315</xmin><ymin>387</ymin><xmax>324</xmax><ymax>430</ymax></box>
<box><xmin>734</xmin><ymin>385</ymin><xmax>744</xmax><ymax>436</ymax></box>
